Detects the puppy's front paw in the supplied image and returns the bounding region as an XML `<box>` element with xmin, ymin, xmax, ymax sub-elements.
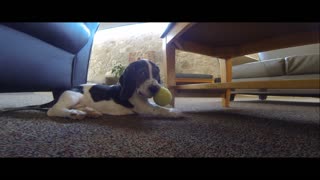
<box><xmin>169</xmin><ymin>108</ymin><xmax>184</xmax><ymax>118</ymax></box>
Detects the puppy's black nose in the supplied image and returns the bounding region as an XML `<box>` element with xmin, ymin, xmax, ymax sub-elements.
<box><xmin>149</xmin><ymin>85</ymin><xmax>160</xmax><ymax>95</ymax></box>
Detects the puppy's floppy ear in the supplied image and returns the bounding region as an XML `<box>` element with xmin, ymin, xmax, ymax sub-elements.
<box><xmin>155</xmin><ymin>66</ymin><xmax>162</xmax><ymax>84</ymax></box>
<box><xmin>150</xmin><ymin>61</ymin><xmax>162</xmax><ymax>84</ymax></box>
<box><xmin>119</xmin><ymin>64</ymin><xmax>136</xmax><ymax>100</ymax></box>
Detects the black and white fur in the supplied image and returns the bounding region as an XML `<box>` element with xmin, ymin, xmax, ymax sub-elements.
<box><xmin>47</xmin><ymin>59</ymin><xmax>182</xmax><ymax>119</ymax></box>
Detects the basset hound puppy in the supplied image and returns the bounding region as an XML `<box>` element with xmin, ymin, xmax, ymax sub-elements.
<box><xmin>47</xmin><ymin>59</ymin><xmax>182</xmax><ymax>119</ymax></box>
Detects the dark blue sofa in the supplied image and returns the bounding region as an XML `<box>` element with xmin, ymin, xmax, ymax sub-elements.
<box><xmin>0</xmin><ymin>22</ymin><xmax>99</xmax><ymax>100</ymax></box>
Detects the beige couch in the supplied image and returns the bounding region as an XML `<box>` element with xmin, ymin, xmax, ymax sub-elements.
<box><xmin>231</xmin><ymin>54</ymin><xmax>320</xmax><ymax>100</ymax></box>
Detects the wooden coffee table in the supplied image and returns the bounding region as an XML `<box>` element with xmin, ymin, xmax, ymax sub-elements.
<box><xmin>161</xmin><ymin>23</ymin><xmax>320</xmax><ymax>107</ymax></box>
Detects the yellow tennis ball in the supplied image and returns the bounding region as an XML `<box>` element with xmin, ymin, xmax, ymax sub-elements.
<box><xmin>153</xmin><ymin>87</ymin><xmax>172</xmax><ymax>106</ymax></box>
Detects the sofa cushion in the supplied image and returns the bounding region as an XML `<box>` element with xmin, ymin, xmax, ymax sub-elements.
<box><xmin>232</xmin><ymin>58</ymin><xmax>285</xmax><ymax>79</ymax></box>
<box><xmin>285</xmin><ymin>54</ymin><xmax>320</xmax><ymax>75</ymax></box>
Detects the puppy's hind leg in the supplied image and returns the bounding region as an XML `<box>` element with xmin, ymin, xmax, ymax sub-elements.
<box><xmin>47</xmin><ymin>91</ymin><xmax>86</xmax><ymax>119</ymax></box>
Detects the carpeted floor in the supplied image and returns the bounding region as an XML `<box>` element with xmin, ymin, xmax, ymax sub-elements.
<box><xmin>0</xmin><ymin>92</ymin><xmax>319</xmax><ymax>157</ymax></box>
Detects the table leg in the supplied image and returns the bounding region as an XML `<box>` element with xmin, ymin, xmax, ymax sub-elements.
<box><xmin>162</xmin><ymin>39</ymin><xmax>176</xmax><ymax>106</ymax></box>
<box><xmin>219</xmin><ymin>58</ymin><xmax>232</xmax><ymax>107</ymax></box>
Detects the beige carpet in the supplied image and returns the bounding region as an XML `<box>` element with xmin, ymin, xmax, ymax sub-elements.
<box><xmin>0</xmin><ymin>92</ymin><xmax>319</xmax><ymax>157</ymax></box>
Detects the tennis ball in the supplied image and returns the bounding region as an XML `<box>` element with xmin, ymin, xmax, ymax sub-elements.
<box><xmin>153</xmin><ymin>87</ymin><xmax>172</xmax><ymax>106</ymax></box>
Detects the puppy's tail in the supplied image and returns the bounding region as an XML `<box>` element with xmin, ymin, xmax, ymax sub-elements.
<box><xmin>0</xmin><ymin>100</ymin><xmax>57</xmax><ymax>113</ymax></box>
<box><xmin>1</xmin><ymin>106</ymin><xmax>47</xmax><ymax>113</ymax></box>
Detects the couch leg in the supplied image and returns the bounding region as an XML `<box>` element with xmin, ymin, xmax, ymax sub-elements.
<box><xmin>230</xmin><ymin>94</ymin><xmax>235</xmax><ymax>101</ymax></box>
<box><xmin>259</xmin><ymin>95</ymin><xmax>267</xmax><ymax>100</ymax></box>
<box><xmin>37</xmin><ymin>90</ymin><xmax>66</xmax><ymax>109</ymax></box>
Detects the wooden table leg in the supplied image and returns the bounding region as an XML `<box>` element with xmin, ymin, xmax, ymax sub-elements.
<box><xmin>219</xmin><ymin>58</ymin><xmax>232</xmax><ymax>107</ymax></box>
<box><xmin>162</xmin><ymin>38</ymin><xmax>176</xmax><ymax>107</ymax></box>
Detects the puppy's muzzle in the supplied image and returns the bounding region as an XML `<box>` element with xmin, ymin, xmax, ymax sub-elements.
<box><xmin>149</xmin><ymin>85</ymin><xmax>160</xmax><ymax>96</ymax></box>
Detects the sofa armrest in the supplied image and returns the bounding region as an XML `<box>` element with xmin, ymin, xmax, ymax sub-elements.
<box><xmin>3</xmin><ymin>23</ymin><xmax>94</xmax><ymax>54</ymax></box>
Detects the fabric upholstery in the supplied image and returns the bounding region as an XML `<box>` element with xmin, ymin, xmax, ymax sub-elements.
<box><xmin>231</xmin><ymin>53</ymin><xmax>320</xmax><ymax>97</ymax></box>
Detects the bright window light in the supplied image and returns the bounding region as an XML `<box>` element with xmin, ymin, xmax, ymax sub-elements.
<box><xmin>94</xmin><ymin>23</ymin><xmax>170</xmax><ymax>44</ymax></box>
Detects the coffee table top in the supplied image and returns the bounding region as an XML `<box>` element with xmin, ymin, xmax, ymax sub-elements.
<box><xmin>161</xmin><ymin>23</ymin><xmax>319</xmax><ymax>58</ymax></box>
